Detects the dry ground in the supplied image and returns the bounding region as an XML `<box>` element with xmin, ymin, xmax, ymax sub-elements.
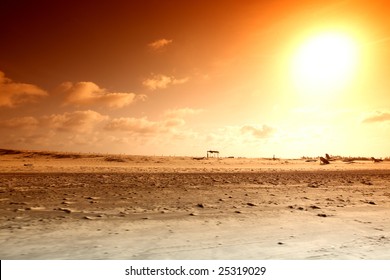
<box><xmin>0</xmin><ymin>150</ymin><xmax>389</xmax><ymax>259</ymax></box>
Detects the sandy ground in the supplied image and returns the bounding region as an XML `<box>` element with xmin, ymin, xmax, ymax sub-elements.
<box><xmin>0</xmin><ymin>149</ymin><xmax>390</xmax><ymax>259</ymax></box>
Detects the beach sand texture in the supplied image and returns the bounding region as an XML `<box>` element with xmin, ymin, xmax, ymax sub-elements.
<box><xmin>0</xmin><ymin>149</ymin><xmax>389</xmax><ymax>259</ymax></box>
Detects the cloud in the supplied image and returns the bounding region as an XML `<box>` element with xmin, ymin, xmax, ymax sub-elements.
<box><xmin>0</xmin><ymin>71</ymin><xmax>145</xmax><ymax>109</ymax></box>
<box><xmin>0</xmin><ymin>109</ymin><xmax>192</xmax><ymax>148</ymax></box>
<box><xmin>105</xmin><ymin>117</ymin><xmax>160</xmax><ymax>134</ymax></box>
<box><xmin>148</xmin><ymin>39</ymin><xmax>173</xmax><ymax>51</ymax></box>
<box><xmin>0</xmin><ymin>71</ymin><xmax>48</xmax><ymax>107</ymax></box>
<box><xmin>200</xmin><ymin>124</ymin><xmax>276</xmax><ymax>150</ymax></box>
<box><xmin>143</xmin><ymin>74</ymin><xmax>189</xmax><ymax>90</ymax></box>
<box><xmin>163</xmin><ymin>118</ymin><xmax>186</xmax><ymax>128</ymax></box>
<box><xmin>61</xmin><ymin>81</ymin><xmax>145</xmax><ymax>108</ymax></box>
<box><xmin>241</xmin><ymin>124</ymin><xmax>276</xmax><ymax>138</ymax></box>
<box><xmin>43</xmin><ymin>110</ymin><xmax>109</xmax><ymax>133</ymax></box>
<box><xmin>0</xmin><ymin>110</ymin><xmax>109</xmax><ymax>150</ymax></box>
<box><xmin>0</xmin><ymin>116</ymin><xmax>39</xmax><ymax>130</ymax></box>
<box><xmin>105</xmin><ymin>115</ymin><xmax>186</xmax><ymax>135</ymax></box>
<box><xmin>0</xmin><ymin>110</ymin><xmax>108</xmax><ymax>133</ymax></box>
<box><xmin>164</xmin><ymin>107</ymin><xmax>203</xmax><ymax>118</ymax></box>
<box><xmin>362</xmin><ymin>111</ymin><xmax>390</xmax><ymax>123</ymax></box>
<box><xmin>104</xmin><ymin>107</ymin><xmax>201</xmax><ymax>137</ymax></box>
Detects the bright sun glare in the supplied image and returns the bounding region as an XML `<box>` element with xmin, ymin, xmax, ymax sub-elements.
<box><xmin>292</xmin><ymin>32</ymin><xmax>359</xmax><ymax>95</ymax></box>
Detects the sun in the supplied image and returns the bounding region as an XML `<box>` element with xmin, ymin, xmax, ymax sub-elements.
<box><xmin>291</xmin><ymin>32</ymin><xmax>359</xmax><ymax>95</ymax></box>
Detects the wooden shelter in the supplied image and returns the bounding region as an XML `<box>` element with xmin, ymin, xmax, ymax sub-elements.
<box><xmin>207</xmin><ymin>150</ymin><xmax>219</xmax><ymax>158</ymax></box>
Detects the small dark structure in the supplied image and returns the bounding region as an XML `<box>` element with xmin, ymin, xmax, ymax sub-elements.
<box><xmin>320</xmin><ymin>156</ymin><xmax>330</xmax><ymax>165</ymax></box>
<box><xmin>207</xmin><ymin>150</ymin><xmax>219</xmax><ymax>158</ymax></box>
<box><xmin>371</xmin><ymin>157</ymin><xmax>383</xmax><ymax>163</ymax></box>
<box><xmin>192</xmin><ymin>157</ymin><xmax>206</xmax><ymax>160</ymax></box>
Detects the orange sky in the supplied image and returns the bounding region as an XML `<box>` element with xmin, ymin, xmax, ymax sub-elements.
<box><xmin>1</xmin><ymin>0</ymin><xmax>390</xmax><ymax>158</ymax></box>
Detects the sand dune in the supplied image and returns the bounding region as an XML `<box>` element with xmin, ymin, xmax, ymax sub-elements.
<box><xmin>0</xmin><ymin>149</ymin><xmax>389</xmax><ymax>259</ymax></box>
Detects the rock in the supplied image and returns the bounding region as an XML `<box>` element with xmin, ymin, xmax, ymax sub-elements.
<box><xmin>58</xmin><ymin>208</ymin><xmax>73</xmax><ymax>213</ymax></box>
<box><xmin>317</xmin><ymin>213</ymin><xmax>327</xmax><ymax>217</ymax></box>
<box><xmin>83</xmin><ymin>216</ymin><xmax>95</xmax><ymax>220</ymax></box>
<box><xmin>247</xmin><ymin>203</ymin><xmax>256</xmax><ymax>207</ymax></box>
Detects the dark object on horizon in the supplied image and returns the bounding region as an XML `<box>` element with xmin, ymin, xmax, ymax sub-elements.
<box><xmin>0</xmin><ymin>149</ymin><xmax>22</xmax><ymax>155</ymax></box>
<box><xmin>193</xmin><ymin>157</ymin><xmax>206</xmax><ymax>160</ymax></box>
<box><xmin>207</xmin><ymin>150</ymin><xmax>219</xmax><ymax>158</ymax></box>
<box><xmin>371</xmin><ymin>157</ymin><xmax>383</xmax><ymax>163</ymax></box>
<box><xmin>320</xmin><ymin>157</ymin><xmax>330</xmax><ymax>165</ymax></box>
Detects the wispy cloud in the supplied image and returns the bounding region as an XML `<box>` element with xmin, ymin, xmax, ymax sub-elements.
<box><xmin>148</xmin><ymin>38</ymin><xmax>173</xmax><ymax>51</ymax></box>
<box><xmin>362</xmin><ymin>111</ymin><xmax>390</xmax><ymax>123</ymax></box>
<box><xmin>105</xmin><ymin>117</ymin><xmax>160</xmax><ymax>134</ymax></box>
<box><xmin>0</xmin><ymin>110</ymin><xmax>110</xmax><ymax>149</ymax></box>
<box><xmin>105</xmin><ymin>116</ymin><xmax>185</xmax><ymax>135</ymax></box>
<box><xmin>0</xmin><ymin>110</ymin><xmax>109</xmax><ymax>133</ymax></box>
<box><xmin>0</xmin><ymin>71</ymin><xmax>48</xmax><ymax>107</ymax></box>
<box><xmin>43</xmin><ymin>110</ymin><xmax>109</xmax><ymax>133</ymax></box>
<box><xmin>0</xmin><ymin>107</ymin><xmax>198</xmax><ymax>144</ymax></box>
<box><xmin>164</xmin><ymin>107</ymin><xmax>203</xmax><ymax>118</ymax></box>
<box><xmin>0</xmin><ymin>116</ymin><xmax>39</xmax><ymax>130</ymax></box>
<box><xmin>61</xmin><ymin>81</ymin><xmax>146</xmax><ymax>108</ymax></box>
<box><xmin>241</xmin><ymin>124</ymin><xmax>276</xmax><ymax>138</ymax></box>
<box><xmin>142</xmin><ymin>74</ymin><xmax>189</xmax><ymax>90</ymax></box>
<box><xmin>198</xmin><ymin>124</ymin><xmax>277</xmax><ymax>155</ymax></box>
<box><xmin>104</xmin><ymin>108</ymin><xmax>202</xmax><ymax>142</ymax></box>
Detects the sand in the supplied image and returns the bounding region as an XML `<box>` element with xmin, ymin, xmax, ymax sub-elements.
<box><xmin>0</xmin><ymin>149</ymin><xmax>389</xmax><ymax>259</ymax></box>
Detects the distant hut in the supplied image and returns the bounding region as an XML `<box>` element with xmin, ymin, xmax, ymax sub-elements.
<box><xmin>207</xmin><ymin>150</ymin><xmax>219</xmax><ymax>158</ymax></box>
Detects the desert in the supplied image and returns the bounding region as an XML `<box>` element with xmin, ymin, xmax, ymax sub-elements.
<box><xmin>0</xmin><ymin>148</ymin><xmax>389</xmax><ymax>260</ymax></box>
